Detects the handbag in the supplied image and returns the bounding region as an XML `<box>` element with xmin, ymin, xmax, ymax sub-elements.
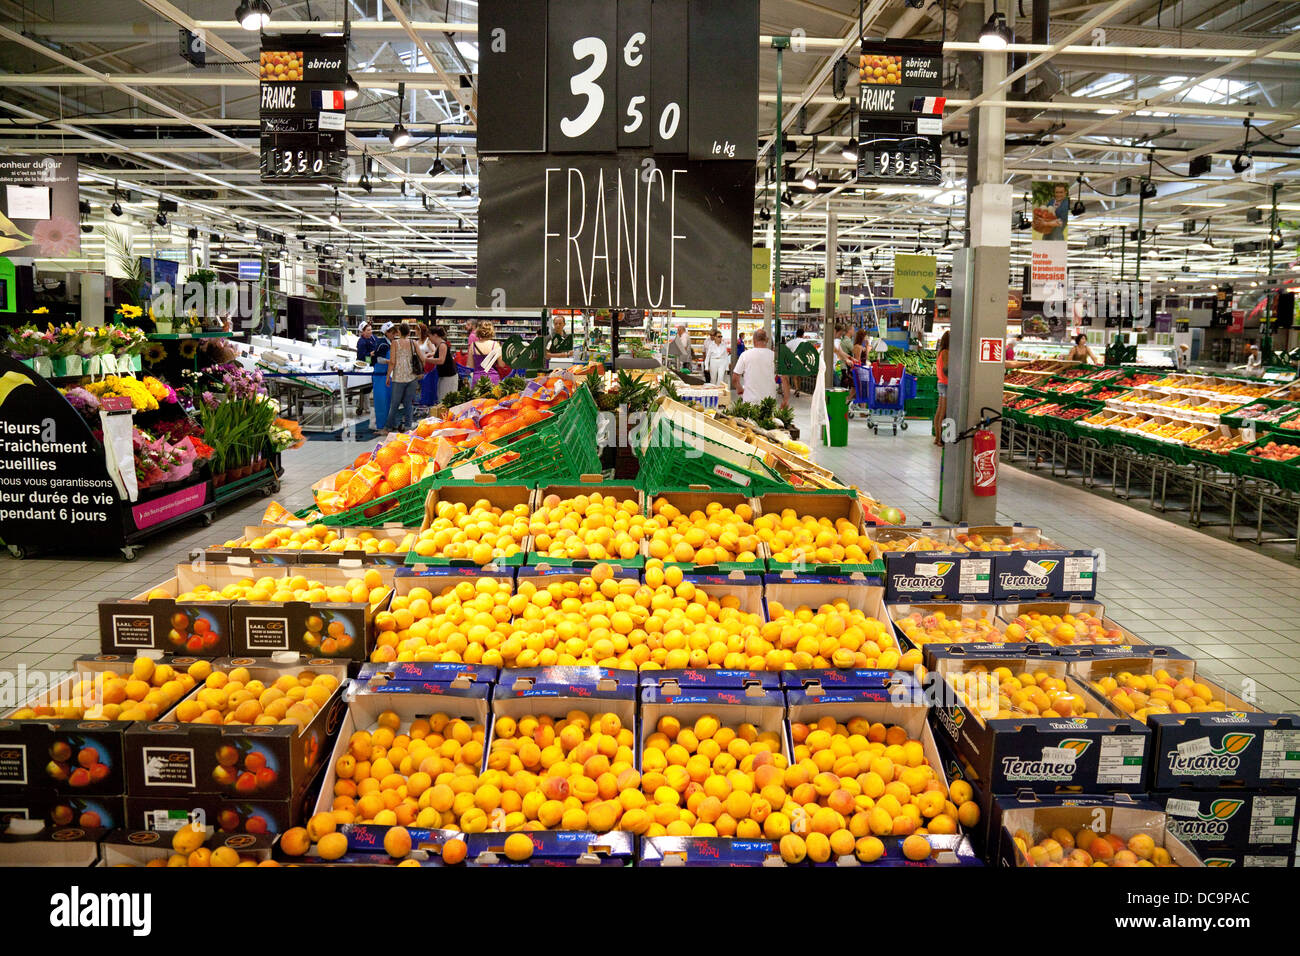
<box><xmin>406</xmin><ymin>339</ymin><xmax>422</xmax><ymax>377</ymax></box>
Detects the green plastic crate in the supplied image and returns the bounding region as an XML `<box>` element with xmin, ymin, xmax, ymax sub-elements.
<box><xmin>635</xmin><ymin>416</ymin><xmax>784</xmax><ymax>494</ymax></box>
<box><xmin>297</xmin><ymin>473</ymin><xmax>435</xmax><ymax>526</ymax></box>
<box><xmin>1229</xmin><ymin>433</ymin><xmax>1300</xmax><ymax>489</ymax></box>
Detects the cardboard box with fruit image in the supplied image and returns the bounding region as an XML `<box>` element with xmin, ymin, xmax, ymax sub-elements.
<box><xmin>99</xmin><ymin>566</ymin><xmax>237</xmax><ymax>655</ymax></box>
<box><xmin>224</xmin><ymin>566</ymin><xmax>396</xmax><ymax>659</ymax></box>
<box><xmin>123</xmin><ymin>656</ymin><xmax>347</xmax><ymax>801</ymax></box>
<box><xmin>1068</xmin><ymin>653</ymin><xmax>1300</xmax><ymax>789</ymax></box>
<box><xmin>1</xmin><ymin>654</ymin><xmax>204</xmax><ymax>795</ymax></box>
<box><xmin>1156</xmin><ymin>788</ymin><xmax>1298</xmax><ymax>865</ymax></box>
<box><xmin>2</xmin><ymin>791</ymin><xmax>124</xmax><ymax>832</ymax></box>
<box><xmin>994</xmin><ymin>793</ymin><xmax>1203</xmax><ymax>867</ymax></box>
<box><xmin>927</xmin><ymin>651</ymin><xmax>1151</xmax><ymax>794</ymax></box>
<box><xmin>356</xmin><ymin>660</ymin><xmax>499</xmax><ymax>687</ymax></box>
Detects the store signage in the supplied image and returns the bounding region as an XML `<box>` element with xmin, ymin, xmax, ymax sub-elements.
<box><xmin>238</xmin><ymin>260</ymin><xmax>262</xmax><ymax>281</ymax></box>
<box><xmin>856</xmin><ymin>39</ymin><xmax>944</xmax><ymax>186</ymax></box>
<box><xmin>258</xmin><ymin>34</ymin><xmax>348</xmax><ymax>185</ymax></box>
<box><xmin>810</xmin><ymin>278</ymin><xmax>839</xmax><ymax>310</ymax></box>
<box><xmin>979</xmin><ymin>337</ymin><xmax>1004</xmax><ymax>363</ymax></box>
<box><xmin>477</xmin><ymin>0</ymin><xmax>759</xmax><ymax>309</ymax></box>
<box><xmin>751</xmin><ymin>247</ymin><xmax>770</xmax><ymax>296</ymax></box>
<box><xmin>1229</xmin><ymin>310</ymin><xmax>1245</xmax><ymax>334</ymax></box>
<box><xmin>893</xmin><ymin>253</ymin><xmax>936</xmax><ymax>299</ymax></box>
<box><xmin>0</xmin><ymin>353</ymin><xmax>126</xmax><ymax>550</ymax></box>
<box><xmin>0</xmin><ymin>156</ymin><xmax>81</xmax><ymax>259</ymax></box>
<box><xmin>1030</xmin><ymin>241</ymin><xmax>1067</xmax><ymax>303</ymax></box>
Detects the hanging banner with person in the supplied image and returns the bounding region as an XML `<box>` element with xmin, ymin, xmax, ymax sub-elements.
<box><xmin>1031</xmin><ymin>181</ymin><xmax>1070</xmax><ymax>314</ymax></box>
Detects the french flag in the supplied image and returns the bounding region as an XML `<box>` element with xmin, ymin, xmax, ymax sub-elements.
<box><xmin>910</xmin><ymin>95</ymin><xmax>946</xmax><ymax>115</ymax></box>
<box><xmin>313</xmin><ymin>90</ymin><xmax>347</xmax><ymax>109</ymax></box>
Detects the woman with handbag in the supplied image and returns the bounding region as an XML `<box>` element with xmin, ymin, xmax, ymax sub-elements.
<box><xmin>386</xmin><ymin>323</ymin><xmax>427</xmax><ymax>431</ymax></box>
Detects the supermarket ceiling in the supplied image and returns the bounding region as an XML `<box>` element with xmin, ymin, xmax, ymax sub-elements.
<box><xmin>1</xmin><ymin>0</ymin><xmax>1298</xmax><ymax>288</ymax></box>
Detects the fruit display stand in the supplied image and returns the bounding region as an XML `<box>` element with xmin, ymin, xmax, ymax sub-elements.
<box><xmin>755</xmin><ymin>490</ymin><xmax>883</xmax><ymax>576</ymax></box>
<box><xmin>527</xmin><ymin>478</ymin><xmax>646</xmax><ymax>569</ymax></box>
<box><xmin>406</xmin><ymin>480</ymin><xmax>534</xmax><ymax>568</ymax></box>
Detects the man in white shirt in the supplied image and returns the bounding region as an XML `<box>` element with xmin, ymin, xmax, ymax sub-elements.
<box><xmin>731</xmin><ymin>328</ymin><xmax>778</xmax><ymax>403</ymax></box>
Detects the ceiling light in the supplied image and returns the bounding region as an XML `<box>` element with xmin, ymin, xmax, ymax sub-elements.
<box><xmin>388</xmin><ymin>123</ymin><xmax>411</xmax><ymax>148</ymax></box>
<box><xmin>759</xmin><ymin>206</ymin><xmax>771</xmax><ymax>222</ymax></box>
<box><xmin>344</xmin><ymin>75</ymin><xmax>360</xmax><ymax>102</ymax></box>
<box><xmin>237</xmin><ymin>0</ymin><xmax>271</xmax><ymax>31</ymax></box>
<box><xmin>426</xmin><ymin>158</ymin><xmax>447</xmax><ymax>177</ymax></box>
<box><xmin>841</xmin><ymin>136</ymin><xmax>858</xmax><ymax>163</ymax></box>
<box><xmin>457</xmin><ymin>184</ymin><xmax>473</xmax><ymax>198</ymax></box>
<box><xmin>1071</xmin><ymin>199</ymin><xmax>1085</xmax><ymax>216</ymax></box>
<box><xmin>1229</xmin><ymin>256</ymin><xmax>1239</xmax><ymax>266</ymax></box>
<box><xmin>110</xmin><ymin>201</ymin><xmax>122</xmax><ymax>217</ymax></box>
<box><xmin>802</xmin><ymin>167</ymin><xmax>820</xmax><ymax>190</ymax></box>
<box><xmin>979</xmin><ymin>12</ymin><xmax>1011</xmax><ymax>51</ymax></box>
<box><xmin>1231</xmin><ymin>152</ymin><xmax>1251</xmax><ymax>174</ymax></box>
<box><xmin>1271</xmin><ymin>228</ymin><xmax>1284</xmax><ymax>245</ymax></box>
<box><xmin>155</xmin><ymin>212</ymin><xmax>167</xmax><ymax>227</ymax></box>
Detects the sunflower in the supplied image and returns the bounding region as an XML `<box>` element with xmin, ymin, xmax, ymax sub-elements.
<box><xmin>178</xmin><ymin>340</ymin><xmax>198</xmax><ymax>360</ymax></box>
<box><xmin>143</xmin><ymin>342</ymin><xmax>167</xmax><ymax>366</ymax></box>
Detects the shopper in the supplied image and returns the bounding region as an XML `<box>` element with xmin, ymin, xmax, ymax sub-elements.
<box><xmin>852</xmin><ymin>329</ymin><xmax>869</xmax><ymax>364</ymax></box>
<box><xmin>546</xmin><ymin>314</ymin><xmax>572</xmax><ymax>362</ymax></box>
<box><xmin>934</xmin><ymin>330</ymin><xmax>950</xmax><ymax>447</ymax></box>
<box><xmin>736</xmin><ymin>332</ymin><xmax>746</xmax><ymax>358</ymax></box>
<box><xmin>385</xmin><ymin>323</ymin><xmax>423</xmax><ymax>432</ymax></box>
<box><xmin>417</xmin><ymin>323</ymin><xmax>441</xmax><ymax>406</ymax></box>
<box><xmin>1175</xmin><ymin>343</ymin><xmax>1191</xmax><ymax>371</ymax></box>
<box><xmin>704</xmin><ymin>330</ymin><xmax>730</xmax><ymax>383</ymax></box>
<box><xmin>371</xmin><ymin>322</ymin><xmax>394</xmax><ymax>431</ymax></box>
<box><xmin>428</xmin><ymin>326</ymin><xmax>459</xmax><ymax>404</ymax></box>
<box><xmin>1067</xmin><ymin>333</ymin><xmax>1100</xmax><ymax>365</ymax></box>
<box><xmin>665</xmin><ymin>322</ymin><xmax>694</xmax><ymax>371</ymax></box>
<box><xmin>731</xmin><ymin>328</ymin><xmax>778</xmax><ymax>404</ymax></box>
<box><xmin>1244</xmin><ymin>343</ymin><xmax>1264</xmax><ymax>377</ymax></box>
<box><xmin>834</xmin><ymin>325</ymin><xmax>856</xmax><ymax>388</ymax></box>
<box><xmin>471</xmin><ymin>320</ymin><xmax>503</xmax><ymax>383</ymax></box>
<box><xmin>356</xmin><ymin>322</ymin><xmax>378</xmax><ymax>363</ymax></box>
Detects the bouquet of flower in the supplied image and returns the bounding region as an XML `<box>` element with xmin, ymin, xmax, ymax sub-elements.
<box><xmin>186</xmin><ymin>435</ymin><xmax>214</xmax><ymax>460</ymax></box>
<box><xmin>6</xmin><ymin>324</ymin><xmax>49</xmax><ymax>359</ymax></box>
<box><xmin>84</xmin><ymin>375</ymin><xmax>159</xmax><ymax>412</ymax></box>
<box><xmin>268</xmin><ymin>417</ymin><xmax>304</xmax><ymax>452</ymax></box>
<box><xmin>143</xmin><ymin>375</ymin><xmax>178</xmax><ymax>405</ymax></box>
<box><xmin>107</xmin><ymin>325</ymin><xmax>147</xmax><ymax>357</ymax></box>
<box><xmin>48</xmin><ymin>324</ymin><xmax>85</xmax><ymax>359</ymax></box>
<box><xmin>61</xmin><ymin>386</ymin><xmax>100</xmax><ymax>418</ymax></box>
<box><xmin>133</xmin><ymin>428</ymin><xmax>198</xmax><ymax>489</ymax></box>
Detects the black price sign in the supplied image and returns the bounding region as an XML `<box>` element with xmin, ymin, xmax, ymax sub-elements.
<box><xmin>856</xmin><ymin>38</ymin><xmax>944</xmax><ymax>187</ymax></box>
<box><xmin>857</xmin><ymin>116</ymin><xmax>943</xmax><ymax>186</ymax></box>
<box><xmin>259</xmin><ymin>35</ymin><xmax>348</xmax><ymax>185</ymax></box>
<box><xmin>477</xmin><ymin>0</ymin><xmax>759</xmax><ymax>309</ymax></box>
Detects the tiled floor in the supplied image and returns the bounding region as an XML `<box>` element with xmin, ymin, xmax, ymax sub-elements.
<box><xmin>2</xmin><ymin>406</ymin><xmax>1297</xmax><ymax>714</ymax></box>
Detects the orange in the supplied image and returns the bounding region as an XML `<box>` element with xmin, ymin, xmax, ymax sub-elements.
<box><xmin>387</xmin><ymin>461</ymin><xmax>412</xmax><ymax>489</ymax></box>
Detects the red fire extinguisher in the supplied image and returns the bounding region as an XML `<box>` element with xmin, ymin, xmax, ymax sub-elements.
<box><xmin>971</xmin><ymin>427</ymin><xmax>997</xmax><ymax>496</ymax></box>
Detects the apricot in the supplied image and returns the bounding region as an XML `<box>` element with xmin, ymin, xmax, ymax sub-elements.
<box><xmin>316</xmin><ymin>832</ymin><xmax>348</xmax><ymax>860</ymax></box>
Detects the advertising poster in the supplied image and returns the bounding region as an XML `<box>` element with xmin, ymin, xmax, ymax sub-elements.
<box><xmin>0</xmin><ymin>156</ymin><xmax>81</xmax><ymax>259</ymax></box>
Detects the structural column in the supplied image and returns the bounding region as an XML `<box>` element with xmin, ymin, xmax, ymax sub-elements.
<box><xmin>823</xmin><ymin>211</ymin><xmax>837</xmax><ymax>387</ymax></box>
<box><xmin>941</xmin><ymin>0</ymin><xmax>1012</xmax><ymax>523</ymax></box>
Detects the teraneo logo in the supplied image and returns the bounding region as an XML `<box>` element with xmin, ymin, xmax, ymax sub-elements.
<box><xmin>1001</xmin><ymin>739</ymin><xmax>1092</xmax><ymax>781</ymax></box>
<box><xmin>1166</xmin><ymin>733</ymin><xmax>1255</xmax><ymax>775</ymax></box>
<box><xmin>1166</xmin><ymin>798</ymin><xmax>1243</xmax><ymax>841</ymax></box>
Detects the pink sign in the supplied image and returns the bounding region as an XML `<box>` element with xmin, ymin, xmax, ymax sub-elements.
<box><xmin>131</xmin><ymin>482</ymin><xmax>208</xmax><ymax>530</ymax></box>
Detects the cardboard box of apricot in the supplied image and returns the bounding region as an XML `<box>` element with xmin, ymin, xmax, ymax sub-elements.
<box><xmin>926</xmin><ymin>651</ymin><xmax>1151</xmax><ymax>794</ymax></box>
<box><xmin>98</xmin><ymin>564</ymin><xmax>240</xmax><ymax>656</ymax></box>
<box><xmin>226</xmin><ymin>566</ymin><xmax>396</xmax><ymax>659</ymax></box>
<box><xmin>0</xmin><ymin>654</ymin><xmax>205</xmax><ymax>796</ymax></box>
<box><xmin>993</xmin><ymin>793</ymin><xmax>1203</xmax><ymax>867</ymax></box>
<box><xmin>1069</xmin><ymin>653</ymin><xmax>1300</xmax><ymax>789</ymax></box>
<box><xmin>122</xmin><ymin>656</ymin><xmax>348</xmax><ymax>801</ymax></box>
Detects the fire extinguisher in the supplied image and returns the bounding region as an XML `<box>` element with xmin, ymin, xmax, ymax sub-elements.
<box><xmin>971</xmin><ymin>427</ymin><xmax>997</xmax><ymax>496</ymax></box>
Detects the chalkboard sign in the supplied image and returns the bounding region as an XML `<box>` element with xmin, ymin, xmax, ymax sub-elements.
<box><xmin>0</xmin><ymin>353</ymin><xmax>127</xmax><ymax>552</ymax></box>
<box><xmin>477</xmin><ymin>0</ymin><xmax>759</xmax><ymax>309</ymax></box>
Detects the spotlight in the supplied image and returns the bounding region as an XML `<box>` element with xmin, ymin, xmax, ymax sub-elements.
<box><xmin>979</xmin><ymin>12</ymin><xmax>1011</xmax><ymax>51</ymax></box>
<box><xmin>1140</xmin><ymin>179</ymin><xmax>1158</xmax><ymax>199</ymax></box>
<box><xmin>1229</xmin><ymin>256</ymin><xmax>1239</xmax><ymax>266</ymax></box>
<box><xmin>426</xmin><ymin>158</ymin><xmax>448</xmax><ymax>177</ymax></box>
<box><xmin>237</xmin><ymin>0</ymin><xmax>270</xmax><ymax>31</ymax></box>
<box><xmin>1271</xmin><ymin>227</ymin><xmax>1284</xmax><ymax>245</ymax></box>
<box><xmin>110</xmin><ymin>201</ymin><xmax>123</xmax><ymax>217</ymax></box>
<box><xmin>457</xmin><ymin>183</ymin><xmax>473</xmax><ymax>198</ymax></box>
<box><xmin>388</xmin><ymin>123</ymin><xmax>411</xmax><ymax>148</ymax></box>
<box><xmin>801</xmin><ymin>167</ymin><xmax>820</xmax><ymax>191</ymax></box>
<box><xmin>1071</xmin><ymin>199</ymin><xmax>1085</xmax><ymax>216</ymax></box>
<box><xmin>344</xmin><ymin>75</ymin><xmax>360</xmax><ymax>102</ymax></box>
<box><xmin>81</xmin><ymin>223</ymin><xmax>93</xmax><ymax>234</ymax></box>
<box><xmin>155</xmin><ymin>212</ymin><xmax>168</xmax><ymax>227</ymax></box>
<box><xmin>1232</xmin><ymin>152</ymin><xmax>1251</xmax><ymax>174</ymax></box>
<box><xmin>841</xmin><ymin>136</ymin><xmax>858</xmax><ymax>163</ymax></box>
<box><xmin>759</xmin><ymin>206</ymin><xmax>771</xmax><ymax>222</ymax></box>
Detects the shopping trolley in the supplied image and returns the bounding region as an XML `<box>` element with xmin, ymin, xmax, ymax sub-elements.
<box><xmin>854</xmin><ymin>362</ymin><xmax>916</xmax><ymax>434</ymax></box>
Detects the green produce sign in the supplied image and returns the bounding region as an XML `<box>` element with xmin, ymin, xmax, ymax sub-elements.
<box><xmin>893</xmin><ymin>254</ymin><xmax>936</xmax><ymax>299</ymax></box>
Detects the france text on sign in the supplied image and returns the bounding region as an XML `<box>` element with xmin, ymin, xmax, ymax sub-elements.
<box><xmin>476</xmin><ymin>154</ymin><xmax>753</xmax><ymax>310</ymax></box>
<box><xmin>979</xmin><ymin>338</ymin><xmax>1004</xmax><ymax>363</ymax></box>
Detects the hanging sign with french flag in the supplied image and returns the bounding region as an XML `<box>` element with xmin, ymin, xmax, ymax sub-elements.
<box><xmin>259</xmin><ymin>34</ymin><xmax>349</xmax><ymax>184</ymax></box>
<box><xmin>856</xmin><ymin>38</ymin><xmax>945</xmax><ymax>187</ymax></box>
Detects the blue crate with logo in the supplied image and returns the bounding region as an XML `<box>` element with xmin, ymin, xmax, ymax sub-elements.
<box><xmin>462</xmin><ymin>829</ymin><xmax>636</xmax><ymax>867</ymax></box>
<box><xmin>640</xmin><ymin>835</ymin><xmax>805</xmax><ymax>867</ymax></box>
<box><xmin>356</xmin><ymin>661</ymin><xmax>499</xmax><ymax>688</ymax></box>
<box><xmin>926</xmin><ymin>649</ymin><xmax>1151</xmax><ymax>795</ymax></box>
<box><xmin>638</xmin><ymin>669</ymin><xmax>780</xmax><ymax>691</ymax></box>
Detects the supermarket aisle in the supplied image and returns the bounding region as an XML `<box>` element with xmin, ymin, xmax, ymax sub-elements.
<box><xmin>1</xmin><ymin>418</ymin><xmax>1297</xmax><ymax>716</ymax></box>
<box><xmin>811</xmin><ymin>411</ymin><xmax>1300</xmax><ymax>715</ymax></box>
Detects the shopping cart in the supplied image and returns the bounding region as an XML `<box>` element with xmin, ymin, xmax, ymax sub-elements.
<box><xmin>854</xmin><ymin>362</ymin><xmax>916</xmax><ymax>434</ymax></box>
